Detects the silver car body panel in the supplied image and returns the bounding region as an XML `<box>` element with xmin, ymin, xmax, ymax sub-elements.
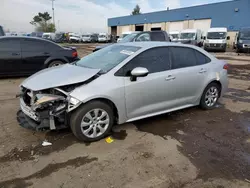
<box><xmin>21</xmin><ymin>64</ymin><xmax>100</xmax><ymax>91</ymax></box>
<box><xmin>21</xmin><ymin>42</ymin><xmax>228</xmax><ymax>125</ymax></box>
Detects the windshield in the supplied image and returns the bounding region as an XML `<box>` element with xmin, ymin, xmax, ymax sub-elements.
<box><xmin>99</xmin><ymin>35</ymin><xmax>106</xmax><ymax>38</ymax></box>
<box><xmin>55</xmin><ymin>33</ymin><xmax>62</xmax><ymax>38</ymax></box>
<box><xmin>83</xmin><ymin>35</ymin><xmax>90</xmax><ymax>37</ymax></box>
<box><xmin>121</xmin><ymin>34</ymin><xmax>129</xmax><ymax>38</ymax></box>
<box><xmin>180</xmin><ymin>33</ymin><xmax>196</xmax><ymax>40</ymax></box>
<box><xmin>170</xmin><ymin>34</ymin><xmax>179</xmax><ymax>39</ymax></box>
<box><xmin>76</xmin><ymin>45</ymin><xmax>141</xmax><ymax>73</ymax></box>
<box><xmin>239</xmin><ymin>31</ymin><xmax>250</xmax><ymax>40</ymax></box>
<box><xmin>119</xmin><ymin>33</ymin><xmax>138</xmax><ymax>43</ymax></box>
<box><xmin>207</xmin><ymin>32</ymin><xmax>226</xmax><ymax>39</ymax></box>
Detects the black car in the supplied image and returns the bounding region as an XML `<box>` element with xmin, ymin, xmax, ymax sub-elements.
<box><xmin>0</xmin><ymin>37</ymin><xmax>79</xmax><ymax>77</ymax></box>
<box><xmin>93</xmin><ymin>31</ymin><xmax>170</xmax><ymax>52</ymax></box>
<box><xmin>235</xmin><ymin>27</ymin><xmax>250</xmax><ymax>53</ymax></box>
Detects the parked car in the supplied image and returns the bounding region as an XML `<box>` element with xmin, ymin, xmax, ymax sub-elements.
<box><xmin>117</xmin><ymin>31</ymin><xmax>137</xmax><ymax>42</ymax></box>
<box><xmin>17</xmin><ymin>42</ymin><xmax>228</xmax><ymax>142</ymax></box>
<box><xmin>93</xmin><ymin>31</ymin><xmax>170</xmax><ymax>52</ymax></box>
<box><xmin>179</xmin><ymin>29</ymin><xmax>203</xmax><ymax>47</ymax></box>
<box><xmin>69</xmin><ymin>33</ymin><xmax>81</xmax><ymax>43</ymax></box>
<box><xmin>0</xmin><ymin>25</ymin><xmax>4</xmax><ymax>36</ymax></box>
<box><xmin>82</xmin><ymin>34</ymin><xmax>98</xmax><ymax>43</ymax></box>
<box><xmin>31</xmin><ymin>32</ymin><xmax>43</xmax><ymax>38</ymax></box>
<box><xmin>235</xmin><ymin>27</ymin><xmax>250</xmax><ymax>53</ymax></box>
<box><xmin>42</xmin><ymin>32</ymin><xmax>56</xmax><ymax>41</ymax></box>
<box><xmin>169</xmin><ymin>31</ymin><xmax>180</xmax><ymax>42</ymax></box>
<box><xmin>0</xmin><ymin>36</ymin><xmax>79</xmax><ymax>77</ymax></box>
<box><xmin>54</xmin><ymin>32</ymin><xmax>68</xmax><ymax>43</ymax></box>
<box><xmin>98</xmin><ymin>33</ymin><xmax>110</xmax><ymax>43</ymax></box>
<box><xmin>204</xmin><ymin>28</ymin><xmax>230</xmax><ymax>52</ymax></box>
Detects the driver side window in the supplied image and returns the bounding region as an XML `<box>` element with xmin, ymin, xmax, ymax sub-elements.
<box><xmin>135</xmin><ymin>33</ymin><xmax>151</xmax><ymax>42</ymax></box>
<box><xmin>116</xmin><ymin>47</ymin><xmax>171</xmax><ymax>76</ymax></box>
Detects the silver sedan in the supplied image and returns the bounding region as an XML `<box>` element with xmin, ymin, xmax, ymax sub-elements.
<box><xmin>17</xmin><ymin>42</ymin><xmax>228</xmax><ymax>142</ymax></box>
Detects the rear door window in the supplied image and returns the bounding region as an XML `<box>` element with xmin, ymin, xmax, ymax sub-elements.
<box><xmin>21</xmin><ymin>39</ymin><xmax>46</xmax><ymax>52</ymax></box>
<box><xmin>151</xmin><ymin>32</ymin><xmax>165</xmax><ymax>41</ymax></box>
<box><xmin>194</xmin><ymin>50</ymin><xmax>211</xmax><ymax>65</ymax></box>
<box><xmin>0</xmin><ymin>38</ymin><xmax>21</xmax><ymax>51</ymax></box>
<box><xmin>170</xmin><ymin>47</ymin><xmax>196</xmax><ymax>69</ymax></box>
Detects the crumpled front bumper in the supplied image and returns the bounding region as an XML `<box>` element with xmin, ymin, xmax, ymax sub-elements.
<box><xmin>17</xmin><ymin>110</ymin><xmax>50</xmax><ymax>131</ymax></box>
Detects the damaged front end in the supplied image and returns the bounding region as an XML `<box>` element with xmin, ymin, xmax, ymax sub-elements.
<box><xmin>17</xmin><ymin>86</ymin><xmax>81</xmax><ymax>131</ymax></box>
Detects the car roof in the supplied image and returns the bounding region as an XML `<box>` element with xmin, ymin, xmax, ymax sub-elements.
<box><xmin>0</xmin><ymin>36</ymin><xmax>59</xmax><ymax>44</ymax></box>
<box><xmin>115</xmin><ymin>41</ymin><xmax>198</xmax><ymax>48</ymax></box>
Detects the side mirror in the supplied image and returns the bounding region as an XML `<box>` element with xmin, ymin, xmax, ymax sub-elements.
<box><xmin>130</xmin><ymin>67</ymin><xmax>149</xmax><ymax>81</ymax></box>
<box><xmin>227</xmin><ymin>36</ymin><xmax>230</xmax><ymax>40</ymax></box>
<box><xmin>203</xmin><ymin>36</ymin><xmax>206</xmax><ymax>40</ymax></box>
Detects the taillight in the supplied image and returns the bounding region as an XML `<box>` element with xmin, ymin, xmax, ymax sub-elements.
<box><xmin>72</xmin><ymin>51</ymin><xmax>78</xmax><ymax>58</ymax></box>
<box><xmin>223</xmin><ymin>64</ymin><xmax>229</xmax><ymax>70</ymax></box>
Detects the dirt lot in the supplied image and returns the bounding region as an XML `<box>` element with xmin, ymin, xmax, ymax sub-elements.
<box><xmin>0</xmin><ymin>45</ymin><xmax>250</xmax><ymax>188</ymax></box>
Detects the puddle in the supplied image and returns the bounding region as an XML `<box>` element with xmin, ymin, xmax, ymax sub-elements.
<box><xmin>0</xmin><ymin>129</ymin><xmax>83</xmax><ymax>163</ymax></box>
<box><xmin>134</xmin><ymin>106</ymin><xmax>250</xmax><ymax>180</ymax></box>
<box><xmin>0</xmin><ymin>156</ymin><xmax>98</xmax><ymax>188</ymax></box>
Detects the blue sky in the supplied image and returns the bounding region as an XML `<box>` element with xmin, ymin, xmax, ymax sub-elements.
<box><xmin>1</xmin><ymin>0</ymin><xmax>229</xmax><ymax>33</ymax></box>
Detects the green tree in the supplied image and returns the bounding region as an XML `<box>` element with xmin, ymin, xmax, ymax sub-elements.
<box><xmin>131</xmin><ymin>4</ymin><xmax>141</xmax><ymax>15</ymax></box>
<box><xmin>30</xmin><ymin>12</ymin><xmax>56</xmax><ymax>32</ymax></box>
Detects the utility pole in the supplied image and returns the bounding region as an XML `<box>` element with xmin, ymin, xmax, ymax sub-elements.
<box><xmin>51</xmin><ymin>0</ymin><xmax>55</xmax><ymax>28</ymax></box>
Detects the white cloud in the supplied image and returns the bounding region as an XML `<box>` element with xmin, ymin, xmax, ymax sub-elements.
<box><xmin>0</xmin><ymin>0</ymin><xmax>130</xmax><ymax>33</ymax></box>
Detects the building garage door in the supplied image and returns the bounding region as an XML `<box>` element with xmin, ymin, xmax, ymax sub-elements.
<box><xmin>120</xmin><ymin>25</ymin><xmax>130</xmax><ymax>33</ymax></box>
<box><xmin>151</xmin><ymin>23</ymin><xmax>162</xmax><ymax>31</ymax></box>
<box><xmin>193</xmin><ymin>19</ymin><xmax>211</xmax><ymax>35</ymax></box>
<box><xmin>169</xmin><ymin>21</ymin><xmax>184</xmax><ymax>32</ymax></box>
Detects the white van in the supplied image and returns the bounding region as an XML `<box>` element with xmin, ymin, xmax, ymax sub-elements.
<box><xmin>179</xmin><ymin>29</ymin><xmax>203</xmax><ymax>46</ymax></box>
<box><xmin>42</xmin><ymin>33</ymin><xmax>56</xmax><ymax>41</ymax></box>
<box><xmin>204</xmin><ymin>28</ymin><xmax>230</xmax><ymax>52</ymax></box>
<box><xmin>98</xmin><ymin>33</ymin><xmax>110</xmax><ymax>43</ymax></box>
<box><xmin>169</xmin><ymin>31</ymin><xmax>180</xmax><ymax>42</ymax></box>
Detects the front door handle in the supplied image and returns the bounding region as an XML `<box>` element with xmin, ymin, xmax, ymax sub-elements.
<box><xmin>43</xmin><ymin>52</ymin><xmax>50</xmax><ymax>55</ymax></box>
<box><xmin>165</xmin><ymin>75</ymin><xmax>176</xmax><ymax>81</ymax></box>
<box><xmin>199</xmin><ymin>69</ymin><xmax>207</xmax><ymax>73</ymax></box>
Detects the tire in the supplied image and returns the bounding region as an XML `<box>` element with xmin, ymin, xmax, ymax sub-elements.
<box><xmin>236</xmin><ymin>48</ymin><xmax>241</xmax><ymax>53</ymax></box>
<box><xmin>47</xmin><ymin>60</ymin><xmax>65</xmax><ymax>68</ymax></box>
<box><xmin>70</xmin><ymin>101</ymin><xmax>114</xmax><ymax>142</ymax></box>
<box><xmin>200</xmin><ymin>82</ymin><xmax>221</xmax><ymax>110</ymax></box>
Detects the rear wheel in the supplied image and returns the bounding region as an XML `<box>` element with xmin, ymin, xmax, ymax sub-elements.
<box><xmin>70</xmin><ymin>101</ymin><xmax>114</xmax><ymax>142</ymax></box>
<box><xmin>48</xmin><ymin>60</ymin><xmax>64</xmax><ymax>68</ymax></box>
<box><xmin>200</xmin><ymin>83</ymin><xmax>221</xmax><ymax>110</ymax></box>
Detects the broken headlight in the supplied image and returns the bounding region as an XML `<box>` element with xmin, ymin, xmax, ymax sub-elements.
<box><xmin>32</xmin><ymin>94</ymin><xmax>65</xmax><ymax>110</ymax></box>
<box><xmin>67</xmin><ymin>96</ymin><xmax>81</xmax><ymax>112</ymax></box>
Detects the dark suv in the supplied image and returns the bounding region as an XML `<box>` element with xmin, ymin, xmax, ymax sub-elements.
<box><xmin>93</xmin><ymin>31</ymin><xmax>170</xmax><ymax>52</ymax></box>
<box><xmin>0</xmin><ymin>37</ymin><xmax>79</xmax><ymax>77</ymax></box>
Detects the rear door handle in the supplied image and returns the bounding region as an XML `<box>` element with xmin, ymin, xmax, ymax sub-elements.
<box><xmin>12</xmin><ymin>53</ymin><xmax>20</xmax><ymax>56</ymax></box>
<box><xmin>165</xmin><ymin>75</ymin><xmax>176</xmax><ymax>81</ymax></box>
<box><xmin>199</xmin><ymin>69</ymin><xmax>207</xmax><ymax>73</ymax></box>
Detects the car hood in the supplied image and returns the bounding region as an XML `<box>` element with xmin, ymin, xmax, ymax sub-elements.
<box><xmin>21</xmin><ymin>64</ymin><xmax>101</xmax><ymax>91</ymax></box>
<box><xmin>95</xmin><ymin>44</ymin><xmax>111</xmax><ymax>50</ymax></box>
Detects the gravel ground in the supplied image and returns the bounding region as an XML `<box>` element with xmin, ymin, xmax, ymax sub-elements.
<box><xmin>0</xmin><ymin>45</ymin><xmax>249</xmax><ymax>188</ymax></box>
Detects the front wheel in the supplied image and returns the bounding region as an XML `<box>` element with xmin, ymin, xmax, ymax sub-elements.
<box><xmin>200</xmin><ymin>83</ymin><xmax>221</xmax><ymax>110</ymax></box>
<box><xmin>70</xmin><ymin>101</ymin><xmax>114</xmax><ymax>142</ymax></box>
